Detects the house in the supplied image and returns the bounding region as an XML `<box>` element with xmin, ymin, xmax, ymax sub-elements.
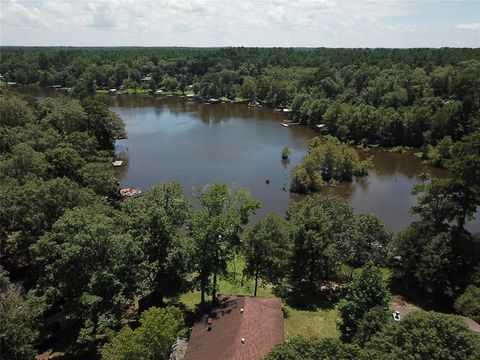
<box><xmin>141</xmin><ymin>76</ymin><xmax>152</xmax><ymax>83</ymax></box>
<box><xmin>184</xmin><ymin>295</ymin><xmax>284</xmax><ymax>360</ymax></box>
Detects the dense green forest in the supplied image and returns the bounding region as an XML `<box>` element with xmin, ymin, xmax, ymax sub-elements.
<box><xmin>1</xmin><ymin>47</ymin><xmax>479</xmax><ymax>147</ymax></box>
<box><xmin>1</xmin><ymin>48</ymin><xmax>480</xmax><ymax>359</ymax></box>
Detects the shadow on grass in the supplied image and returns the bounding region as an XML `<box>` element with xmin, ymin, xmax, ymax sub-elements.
<box><xmin>167</xmin><ymin>298</ymin><xmax>214</xmax><ymax>328</ymax></box>
<box><xmin>389</xmin><ymin>282</ymin><xmax>454</xmax><ymax>313</ymax></box>
<box><xmin>275</xmin><ymin>287</ymin><xmax>343</xmax><ymax>312</ymax></box>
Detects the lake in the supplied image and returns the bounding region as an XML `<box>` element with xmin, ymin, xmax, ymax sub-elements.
<box><xmin>110</xmin><ymin>95</ymin><xmax>479</xmax><ymax>233</ymax></box>
<box><xmin>18</xmin><ymin>88</ymin><xmax>479</xmax><ymax>233</ymax></box>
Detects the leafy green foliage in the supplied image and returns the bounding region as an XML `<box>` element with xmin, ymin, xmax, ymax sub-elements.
<box><xmin>0</xmin><ymin>92</ymin><xmax>125</xmax><ymax>272</ymax></box>
<box><xmin>338</xmin><ymin>263</ymin><xmax>390</xmax><ymax>342</ymax></box>
<box><xmin>101</xmin><ymin>306</ymin><xmax>184</xmax><ymax>360</ymax></box>
<box><xmin>243</xmin><ymin>213</ymin><xmax>291</xmax><ymax>296</ymax></box>
<box><xmin>265</xmin><ymin>337</ymin><xmax>361</xmax><ymax>360</ymax></box>
<box><xmin>364</xmin><ymin>311</ymin><xmax>480</xmax><ymax>359</ymax></box>
<box><xmin>286</xmin><ymin>195</ymin><xmax>355</xmax><ymax>294</ymax></box>
<box><xmin>79</xmin><ymin>162</ymin><xmax>118</xmax><ymax>194</ymax></box>
<box><xmin>31</xmin><ymin>206</ymin><xmax>143</xmax><ymax>342</ymax></box>
<box><xmin>0</xmin><ymin>94</ymin><xmax>35</xmax><ymax>127</ymax></box>
<box><xmin>0</xmin><ymin>267</ymin><xmax>45</xmax><ymax>360</ymax></box>
<box><xmin>290</xmin><ymin>136</ymin><xmax>370</xmax><ymax>193</ymax></box>
<box><xmin>426</xmin><ymin>136</ymin><xmax>453</xmax><ymax>167</ymax></box>
<box><xmin>454</xmin><ymin>285</ymin><xmax>480</xmax><ymax>323</ymax></box>
<box><xmin>351</xmin><ymin>306</ymin><xmax>390</xmax><ymax>347</ymax></box>
<box><xmin>349</xmin><ymin>213</ymin><xmax>392</xmax><ymax>267</ymax></box>
<box><xmin>392</xmin><ymin>131</ymin><xmax>480</xmax><ymax>301</ymax></box>
<box><xmin>122</xmin><ymin>183</ymin><xmax>191</xmax><ymax>303</ymax></box>
<box><xmin>190</xmin><ymin>183</ymin><xmax>261</xmax><ymax>303</ymax></box>
<box><xmin>0</xmin><ymin>178</ymin><xmax>97</xmax><ymax>265</ymax></box>
<box><xmin>3</xmin><ymin>48</ymin><xmax>479</xmax><ymax>146</ymax></box>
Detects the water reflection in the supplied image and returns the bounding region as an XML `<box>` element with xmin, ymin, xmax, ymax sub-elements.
<box><xmin>15</xmin><ymin>89</ymin><xmax>479</xmax><ymax>233</ymax></box>
<box><xmin>111</xmin><ymin>95</ymin><xmax>480</xmax><ymax>233</ymax></box>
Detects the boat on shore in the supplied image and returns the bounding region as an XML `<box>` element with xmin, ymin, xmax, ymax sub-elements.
<box><xmin>119</xmin><ymin>187</ymin><xmax>144</xmax><ymax>197</ymax></box>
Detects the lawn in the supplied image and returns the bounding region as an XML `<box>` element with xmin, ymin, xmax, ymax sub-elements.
<box><xmin>179</xmin><ymin>257</ymin><xmax>340</xmax><ymax>339</ymax></box>
<box><xmin>118</xmin><ymin>88</ymin><xmax>150</xmax><ymax>95</ymax></box>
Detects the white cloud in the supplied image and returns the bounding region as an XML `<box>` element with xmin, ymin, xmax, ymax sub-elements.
<box><xmin>455</xmin><ymin>23</ymin><xmax>480</xmax><ymax>30</ymax></box>
<box><xmin>0</xmin><ymin>0</ymin><xmax>478</xmax><ymax>47</ymax></box>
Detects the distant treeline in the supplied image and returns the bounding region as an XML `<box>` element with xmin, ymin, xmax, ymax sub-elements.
<box><xmin>1</xmin><ymin>47</ymin><xmax>479</xmax><ymax>146</ymax></box>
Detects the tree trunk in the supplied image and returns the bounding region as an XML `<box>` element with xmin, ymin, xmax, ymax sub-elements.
<box><xmin>309</xmin><ymin>257</ymin><xmax>316</xmax><ymax>292</ymax></box>
<box><xmin>201</xmin><ymin>287</ymin><xmax>205</xmax><ymax>306</ymax></box>
<box><xmin>212</xmin><ymin>270</ymin><xmax>217</xmax><ymax>304</ymax></box>
<box><xmin>232</xmin><ymin>255</ymin><xmax>236</xmax><ymax>281</ymax></box>
<box><xmin>254</xmin><ymin>269</ymin><xmax>259</xmax><ymax>297</ymax></box>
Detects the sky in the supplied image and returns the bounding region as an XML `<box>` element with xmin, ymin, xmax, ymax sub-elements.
<box><xmin>0</xmin><ymin>0</ymin><xmax>479</xmax><ymax>47</ymax></box>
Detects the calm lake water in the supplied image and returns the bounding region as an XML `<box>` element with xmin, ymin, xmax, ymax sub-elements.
<box><xmin>19</xmin><ymin>88</ymin><xmax>480</xmax><ymax>233</ymax></box>
<box><xmin>109</xmin><ymin>95</ymin><xmax>479</xmax><ymax>233</ymax></box>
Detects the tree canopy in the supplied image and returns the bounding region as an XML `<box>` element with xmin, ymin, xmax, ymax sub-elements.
<box><xmin>101</xmin><ymin>306</ymin><xmax>185</xmax><ymax>360</ymax></box>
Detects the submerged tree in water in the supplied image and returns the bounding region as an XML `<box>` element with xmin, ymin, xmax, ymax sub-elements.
<box><xmin>290</xmin><ymin>136</ymin><xmax>370</xmax><ymax>193</ymax></box>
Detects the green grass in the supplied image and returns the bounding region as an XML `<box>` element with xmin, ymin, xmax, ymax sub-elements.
<box><xmin>179</xmin><ymin>257</ymin><xmax>340</xmax><ymax>339</ymax></box>
<box><xmin>284</xmin><ymin>306</ymin><xmax>339</xmax><ymax>338</ymax></box>
<box><xmin>97</xmin><ymin>88</ymin><xmax>195</xmax><ymax>96</ymax></box>
<box><xmin>157</xmin><ymin>90</ymin><xmax>194</xmax><ymax>96</ymax></box>
<box><xmin>119</xmin><ymin>88</ymin><xmax>150</xmax><ymax>94</ymax></box>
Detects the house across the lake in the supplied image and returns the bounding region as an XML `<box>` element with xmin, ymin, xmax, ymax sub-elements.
<box><xmin>184</xmin><ymin>295</ymin><xmax>284</xmax><ymax>360</ymax></box>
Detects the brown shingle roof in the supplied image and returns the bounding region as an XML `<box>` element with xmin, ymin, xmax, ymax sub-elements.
<box><xmin>185</xmin><ymin>295</ymin><xmax>284</xmax><ymax>360</ymax></box>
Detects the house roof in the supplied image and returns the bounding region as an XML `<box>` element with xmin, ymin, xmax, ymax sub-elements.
<box><xmin>185</xmin><ymin>295</ymin><xmax>284</xmax><ymax>360</ymax></box>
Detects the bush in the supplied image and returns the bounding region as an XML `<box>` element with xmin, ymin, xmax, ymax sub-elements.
<box><xmin>338</xmin><ymin>262</ymin><xmax>390</xmax><ymax>342</ymax></box>
<box><xmin>365</xmin><ymin>311</ymin><xmax>480</xmax><ymax>359</ymax></box>
<box><xmin>265</xmin><ymin>337</ymin><xmax>361</xmax><ymax>360</ymax></box>
<box><xmin>454</xmin><ymin>285</ymin><xmax>480</xmax><ymax>323</ymax></box>
<box><xmin>101</xmin><ymin>306</ymin><xmax>185</xmax><ymax>360</ymax></box>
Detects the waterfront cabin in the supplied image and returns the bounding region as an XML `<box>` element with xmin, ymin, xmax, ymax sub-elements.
<box><xmin>112</xmin><ymin>160</ymin><xmax>123</xmax><ymax>167</ymax></box>
<box><xmin>109</xmin><ymin>88</ymin><xmax>117</xmax><ymax>94</ymax></box>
